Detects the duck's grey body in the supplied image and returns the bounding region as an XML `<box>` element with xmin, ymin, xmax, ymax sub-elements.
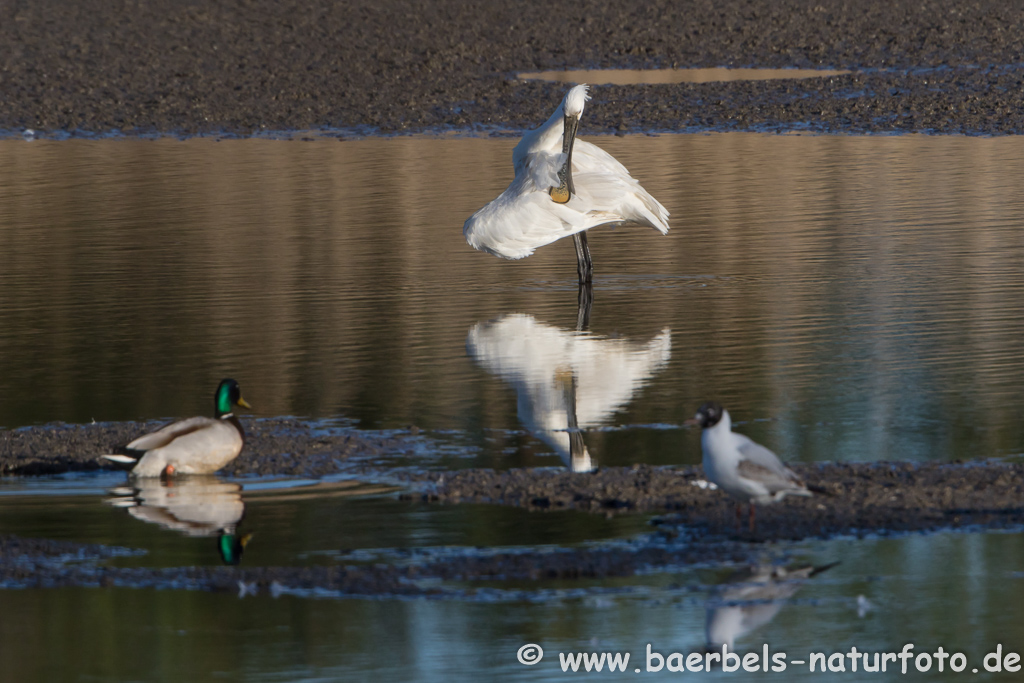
<box><xmin>121</xmin><ymin>415</ymin><xmax>245</xmax><ymax>477</ymax></box>
<box><xmin>102</xmin><ymin>378</ymin><xmax>250</xmax><ymax>478</ymax></box>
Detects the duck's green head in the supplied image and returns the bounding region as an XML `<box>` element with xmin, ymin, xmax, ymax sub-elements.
<box><xmin>218</xmin><ymin>532</ymin><xmax>253</xmax><ymax>566</ymax></box>
<box><xmin>215</xmin><ymin>378</ymin><xmax>252</xmax><ymax>418</ymax></box>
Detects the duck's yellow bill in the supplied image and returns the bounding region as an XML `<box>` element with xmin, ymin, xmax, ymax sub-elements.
<box><xmin>237</xmin><ymin>397</ymin><xmax>252</xmax><ymax>409</ymax></box>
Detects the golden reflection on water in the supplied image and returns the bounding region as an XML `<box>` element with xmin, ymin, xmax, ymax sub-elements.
<box><xmin>2</xmin><ymin>134</ymin><xmax>1024</xmax><ymax>464</ymax></box>
<box><xmin>518</xmin><ymin>67</ymin><xmax>851</xmax><ymax>85</ymax></box>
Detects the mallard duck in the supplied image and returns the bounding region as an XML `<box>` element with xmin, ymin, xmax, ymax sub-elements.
<box><xmin>218</xmin><ymin>532</ymin><xmax>253</xmax><ymax>566</ymax></box>
<box><xmin>102</xmin><ymin>378</ymin><xmax>251</xmax><ymax>477</ymax></box>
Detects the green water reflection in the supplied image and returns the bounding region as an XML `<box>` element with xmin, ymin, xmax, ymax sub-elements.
<box><xmin>4</xmin><ymin>135</ymin><xmax>1024</xmax><ymax>467</ymax></box>
<box><xmin>2</xmin><ymin>531</ymin><xmax>1024</xmax><ymax>681</ymax></box>
<box><xmin>4</xmin><ymin>133</ymin><xmax>1024</xmax><ymax>681</ymax></box>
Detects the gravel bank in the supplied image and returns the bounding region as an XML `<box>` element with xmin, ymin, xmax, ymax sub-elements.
<box><xmin>3</xmin><ymin>0</ymin><xmax>1024</xmax><ymax>136</ymax></box>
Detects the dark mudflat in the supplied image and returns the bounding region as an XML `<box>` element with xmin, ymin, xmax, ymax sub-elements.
<box><xmin>6</xmin><ymin>421</ymin><xmax>1024</xmax><ymax>543</ymax></box>
<box><xmin>8</xmin><ymin>452</ymin><xmax>1023</xmax><ymax>595</ymax></box>
<box><xmin>0</xmin><ymin>419</ymin><xmax>416</xmax><ymax>477</ymax></box>
<box><xmin>399</xmin><ymin>461</ymin><xmax>1024</xmax><ymax>542</ymax></box>
<box><xmin>6</xmin><ymin>431</ymin><xmax>1024</xmax><ymax>594</ymax></box>
<box><xmin>0</xmin><ymin>534</ymin><xmax>433</xmax><ymax>595</ymax></box>
<box><xmin>4</xmin><ymin>0</ymin><xmax>1024</xmax><ymax>136</ymax></box>
<box><xmin>0</xmin><ymin>530</ymin><xmax>755</xmax><ymax>596</ymax></box>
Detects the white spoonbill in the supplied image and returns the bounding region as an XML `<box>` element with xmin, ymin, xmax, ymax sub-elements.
<box><xmin>685</xmin><ymin>402</ymin><xmax>812</xmax><ymax>532</ymax></box>
<box><xmin>463</xmin><ymin>84</ymin><xmax>670</xmax><ymax>284</ymax></box>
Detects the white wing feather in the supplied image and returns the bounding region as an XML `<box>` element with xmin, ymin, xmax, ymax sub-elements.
<box><xmin>125</xmin><ymin>416</ymin><xmax>217</xmax><ymax>451</ymax></box>
<box><xmin>464</xmin><ymin>87</ymin><xmax>669</xmax><ymax>260</ymax></box>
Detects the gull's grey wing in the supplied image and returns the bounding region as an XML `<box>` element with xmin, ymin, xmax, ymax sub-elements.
<box><xmin>734</xmin><ymin>434</ymin><xmax>801</xmax><ymax>479</ymax></box>
<box><xmin>733</xmin><ymin>434</ymin><xmax>805</xmax><ymax>494</ymax></box>
<box><xmin>736</xmin><ymin>460</ymin><xmax>804</xmax><ymax>494</ymax></box>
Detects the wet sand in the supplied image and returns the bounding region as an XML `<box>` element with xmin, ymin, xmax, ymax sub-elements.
<box><xmin>7</xmin><ymin>454</ymin><xmax>1023</xmax><ymax>595</ymax></box>
<box><xmin>4</xmin><ymin>0</ymin><xmax>1024</xmax><ymax>136</ymax></box>
<box><xmin>398</xmin><ymin>461</ymin><xmax>1024</xmax><ymax>542</ymax></box>
<box><xmin>5</xmin><ymin>420</ymin><xmax>1024</xmax><ymax>592</ymax></box>
<box><xmin>0</xmin><ymin>419</ymin><xmax>417</xmax><ymax>477</ymax></box>
<box><xmin>0</xmin><ymin>530</ymin><xmax>752</xmax><ymax>597</ymax></box>
<box><xmin>5</xmin><ymin>421</ymin><xmax>1023</xmax><ymax>543</ymax></box>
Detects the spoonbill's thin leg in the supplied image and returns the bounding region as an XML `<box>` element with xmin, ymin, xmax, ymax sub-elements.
<box><xmin>574</xmin><ymin>232</ymin><xmax>593</xmax><ymax>284</ymax></box>
<box><xmin>563</xmin><ymin>372</ymin><xmax>591</xmax><ymax>473</ymax></box>
<box><xmin>749</xmin><ymin>504</ymin><xmax>756</xmax><ymax>534</ymax></box>
<box><xmin>576</xmin><ymin>282</ymin><xmax>593</xmax><ymax>331</ymax></box>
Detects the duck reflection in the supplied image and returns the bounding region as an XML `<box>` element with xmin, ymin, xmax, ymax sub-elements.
<box><xmin>467</xmin><ymin>314</ymin><xmax>671</xmax><ymax>472</ymax></box>
<box><xmin>705</xmin><ymin>562</ymin><xmax>837</xmax><ymax>650</ymax></box>
<box><xmin>107</xmin><ymin>476</ymin><xmax>251</xmax><ymax>565</ymax></box>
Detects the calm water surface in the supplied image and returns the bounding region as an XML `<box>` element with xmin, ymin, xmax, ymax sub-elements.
<box><xmin>5</xmin><ymin>134</ymin><xmax>1024</xmax><ymax>467</ymax></box>
<box><xmin>3</xmin><ymin>133</ymin><xmax>1024</xmax><ymax>680</ymax></box>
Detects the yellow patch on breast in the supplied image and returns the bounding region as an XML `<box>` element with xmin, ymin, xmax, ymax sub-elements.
<box><xmin>549</xmin><ymin>185</ymin><xmax>571</xmax><ymax>203</ymax></box>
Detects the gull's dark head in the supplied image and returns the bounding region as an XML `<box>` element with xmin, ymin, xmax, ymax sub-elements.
<box><xmin>693</xmin><ymin>401</ymin><xmax>725</xmax><ymax>429</ymax></box>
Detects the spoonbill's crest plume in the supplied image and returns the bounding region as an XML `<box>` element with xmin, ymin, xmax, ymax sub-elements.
<box><xmin>463</xmin><ymin>84</ymin><xmax>669</xmax><ymax>284</ymax></box>
<box><xmin>563</xmin><ymin>84</ymin><xmax>590</xmax><ymax>118</ymax></box>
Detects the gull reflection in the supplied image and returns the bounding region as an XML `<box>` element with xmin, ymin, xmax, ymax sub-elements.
<box><xmin>467</xmin><ymin>313</ymin><xmax>671</xmax><ymax>472</ymax></box>
<box><xmin>705</xmin><ymin>563</ymin><xmax>837</xmax><ymax>650</ymax></box>
<box><xmin>107</xmin><ymin>476</ymin><xmax>251</xmax><ymax>565</ymax></box>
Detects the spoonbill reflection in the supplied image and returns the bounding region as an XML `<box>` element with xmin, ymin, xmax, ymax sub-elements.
<box><xmin>705</xmin><ymin>563</ymin><xmax>837</xmax><ymax>650</ymax></box>
<box><xmin>463</xmin><ymin>85</ymin><xmax>670</xmax><ymax>284</ymax></box>
<box><xmin>107</xmin><ymin>477</ymin><xmax>251</xmax><ymax>564</ymax></box>
<box><xmin>467</xmin><ymin>314</ymin><xmax>671</xmax><ymax>472</ymax></box>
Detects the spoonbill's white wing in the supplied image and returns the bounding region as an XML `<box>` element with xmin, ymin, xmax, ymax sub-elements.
<box><xmin>464</xmin><ymin>142</ymin><xmax>669</xmax><ymax>260</ymax></box>
<box><xmin>571</xmin><ymin>140</ymin><xmax>669</xmax><ymax>231</ymax></box>
<box><xmin>464</xmin><ymin>84</ymin><xmax>669</xmax><ymax>261</ymax></box>
<box><xmin>463</xmin><ymin>168</ymin><xmax>590</xmax><ymax>259</ymax></box>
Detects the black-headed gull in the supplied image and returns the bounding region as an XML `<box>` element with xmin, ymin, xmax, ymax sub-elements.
<box><xmin>686</xmin><ymin>401</ymin><xmax>811</xmax><ymax>531</ymax></box>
